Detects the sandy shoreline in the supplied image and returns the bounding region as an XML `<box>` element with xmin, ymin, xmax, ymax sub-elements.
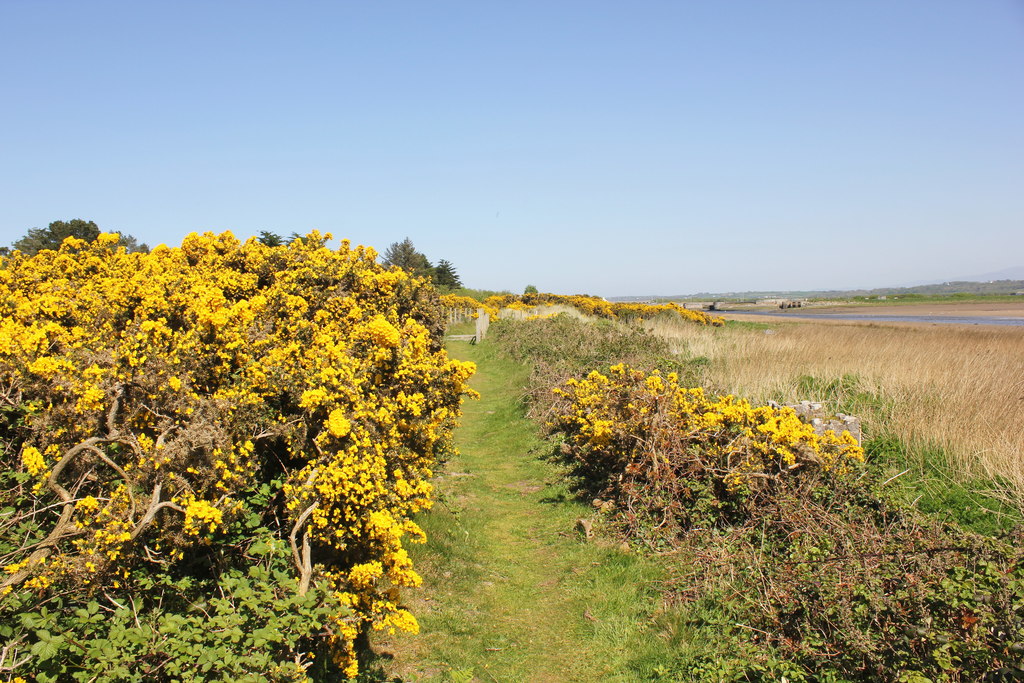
<box><xmin>715</xmin><ymin>301</ymin><xmax>1024</xmax><ymax>326</ymax></box>
<box><xmin>802</xmin><ymin>301</ymin><xmax>1024</xmax><ymax>318</ymax></box>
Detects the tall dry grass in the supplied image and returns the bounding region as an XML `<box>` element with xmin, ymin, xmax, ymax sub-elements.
<box><xmin>643</xmin><ymin>315</ymin><xmax>1024</xmax><ymax>499</ymax></box>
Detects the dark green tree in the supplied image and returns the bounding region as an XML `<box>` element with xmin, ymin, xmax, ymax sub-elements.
<box><xmin>524</xmin><ymin>284</ymin><xmax>539</xmax><ymax>294</ymax></box>
<box><xmin>258</xmin><ymin>231</ymin><xmax>285</xmax><ymax>247</ymax></box>
<box><xmin>116</xmin><ymin>232</ymin><xmax>149</xmax><ymax>254</ymax></box>
<box><xmin>382</xmin><ymin>237</ymin><xmax>434</xmax><ymax>279</ymax></box>
<box><xmin>11</xmin><ymin>219</ymin><xmax>148</xmax><ymax>255</ymax></box>
<box><xmin>433</xmin><ymin>259</ymin><xmax>462</xmax><ymax>290</ymax></box>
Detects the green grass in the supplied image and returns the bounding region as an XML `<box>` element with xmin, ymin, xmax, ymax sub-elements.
<box><xmin>444</xmin><ymin>319</ymin><xmax>476</xmax><ymax>336</ymax></box>
<box><xmin>866</xmin><ymin>435</ymin><xmax>1021</xmax><ymax>537</ymax></box>
<box><xmin>794</xmin><ymin>373</ymin><xmax>895</xmax><ymax>418</ymax></box>
<box><xmin>789</xmin><ymin>374</ymin><xmax>1021</xmax><ymax>537</ymax></box>
<box><xmin>368</xmin><ymin>341</ymin><xmax>696</xmax><ymax>682</ymax></box>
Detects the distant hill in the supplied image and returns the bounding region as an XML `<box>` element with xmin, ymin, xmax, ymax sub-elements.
<box><xmin>953</xmin><ymin>266</ymin><xmax>1024</xmax><ymax>282</ymax></box>
<box><xmin>611</xmin><ymin>277</ymin><xmax>1024</xmax><ymax>302</ymax></box>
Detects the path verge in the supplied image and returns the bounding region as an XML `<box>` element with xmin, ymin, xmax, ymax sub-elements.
<box><xmin>372</xmin><ymin>341</ymin><xmax>678</xmax><ymax>682</ymax></box>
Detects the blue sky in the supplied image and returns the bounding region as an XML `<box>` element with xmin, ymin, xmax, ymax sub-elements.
<box><xmin>2</xmin><ymin>1</ymin><xmax>1022</xmax><ymax>296</ymax></box>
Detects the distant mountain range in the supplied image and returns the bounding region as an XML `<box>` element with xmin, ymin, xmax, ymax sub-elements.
<box><xmin>612</xmin><ymin>269</ymin><xmax>1024</xmax><ymax>302</ymax></box>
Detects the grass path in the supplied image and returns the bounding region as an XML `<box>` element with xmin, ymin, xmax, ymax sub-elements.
<box><xmin>372</xmin><ymin>341</ymin><xmax>677</xmax><ymax>682</ymax></box>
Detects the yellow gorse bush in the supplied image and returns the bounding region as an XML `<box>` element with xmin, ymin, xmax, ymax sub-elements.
<box><xmin>438</xmin><ymin>293</ymin><xmax>498</xmax><ymax>320</ymax></box>
<box><xmin>478</xmin><ymin>292</ymin><xmax>724</xmax><ymax>326</ymax></box>
<box><xmin>0</xmin><ymin>231</ymin><xmax>475</xmax><ymax>677</ymax></box>
<box><xmin>550</xmin><ymin>364</ymin><xmax>863</xmax><ymax>543</ymax></box>
<box><xmin>440</xmin><ymin>292</ymin><xmax>724</xmax><ymax>328</ymax></box>
<box><xmin>609</xmin><ymin>301</ymin><xmax>724</xmax><ymax>326</ymax></box>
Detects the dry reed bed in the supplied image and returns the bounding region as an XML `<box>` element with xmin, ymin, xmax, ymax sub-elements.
<box><xmin>644</xmin><ymin>316</ymin><xmax>1024</xmax><ymax>497</ymax></box>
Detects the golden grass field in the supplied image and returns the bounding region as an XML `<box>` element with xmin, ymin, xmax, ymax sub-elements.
<box><xmin>644</xmin><ymin>306</ymin><xmax>1024</xmax><ymax>503</ymax></box>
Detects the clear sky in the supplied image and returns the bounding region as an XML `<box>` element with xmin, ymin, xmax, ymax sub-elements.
<box><xmin>2</xmin><ymin>1</ymin><xmax>1022</xmax><ymax>296</ymax></box>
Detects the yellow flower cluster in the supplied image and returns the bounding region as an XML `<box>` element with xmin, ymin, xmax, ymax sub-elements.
<box><xmin>612</xmin><ymin>301</ymin><xmax>724</xmax><ymax>327</ymax></box>
<box><xmin>20</xmin><ymin>446</ymin><xmax>47</xmax><ymax>478</ymax></box>
<box><xmin>439</xmin><ymin>293</ymin><xmax>497</xmax><ymax>320</ymax></box>
<box><xmin>0</xmin><ymin>231</ymin><xmax>475</xmax><ymax>677</ymax></box>
<box><xmin>182</xmin><ymin>497</ymin><xmax>225</xmax><ymax>535</ymax></box>
<box><xmin>551</xmin><ymin>364</ymin><xmax>864</xmax><ymax>534</ymax></box>
<box><xmin>450</xmin><ymin>292</ymin><xmax>729</xmax><ymax>327</ymax></box>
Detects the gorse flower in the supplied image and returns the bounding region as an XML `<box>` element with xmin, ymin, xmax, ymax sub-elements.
<box><xmin>0</xmin><ymin>230</ymin><xmax>475</xmax><ymax>678</ymax></box>
<box><xmin>446</xmin><ymin>292</ymin><xmax>726</xmax><ymax>326</ymax></box>
<box><xmin>20</xmin><ymin>446</ymin><xmax>46</xmax><ymax>478</ymax></box>
<box><xmin>550</xmin><ymin>364</ymin><xmax>864</xmax><ymax>541</ymax></box>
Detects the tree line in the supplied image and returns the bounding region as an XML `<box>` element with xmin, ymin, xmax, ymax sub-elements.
<box><xmin>379</xmin><ymin>237</ymin><xmax>461</xmax><ymax>290</ymax></box>
<box><xmin>2</xmin><ymin>219</ymin><xmax>149</xmax><ymax>256</ymax></box>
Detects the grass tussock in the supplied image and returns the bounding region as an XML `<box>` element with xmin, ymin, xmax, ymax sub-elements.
<box><xmin>643</xmin><ymin>316</ymin><xmax>1024</xmax><ymax>501</ymax></box>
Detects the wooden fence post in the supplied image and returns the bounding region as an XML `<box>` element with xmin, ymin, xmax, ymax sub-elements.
<box><xmin>475</xmin><ymin>309</ymin><xmax>490</xmax><ymax>341</ymax></box>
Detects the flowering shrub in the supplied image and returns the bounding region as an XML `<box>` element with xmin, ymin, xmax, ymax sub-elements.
<box><xmin>610</xmin><ymin>301</ymin><xmax>723</xmax><ymax>326</ymax></box>
<box><xmin>480</xmin><ymin>293</ymin><xmax>725</xmax><ymax>326</ymax></box>
<box><xmin>0</xmin><ymin>231</ymin><xmax>475</xmax><ymax>679</ymax></box>
<box><xmin>549</xmin><ymin>364</ymin><xmax>863</xmax><ymax>542</ymax></box>
<box><xmin>438</xmin><ymin>294</ymin><xmax>498</xmax><ymax>321</ymax></box>
<box><xmin>546</xmin><ymin>361</ymin><xmax>1024</xmax><ymax>679</ymax></box>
